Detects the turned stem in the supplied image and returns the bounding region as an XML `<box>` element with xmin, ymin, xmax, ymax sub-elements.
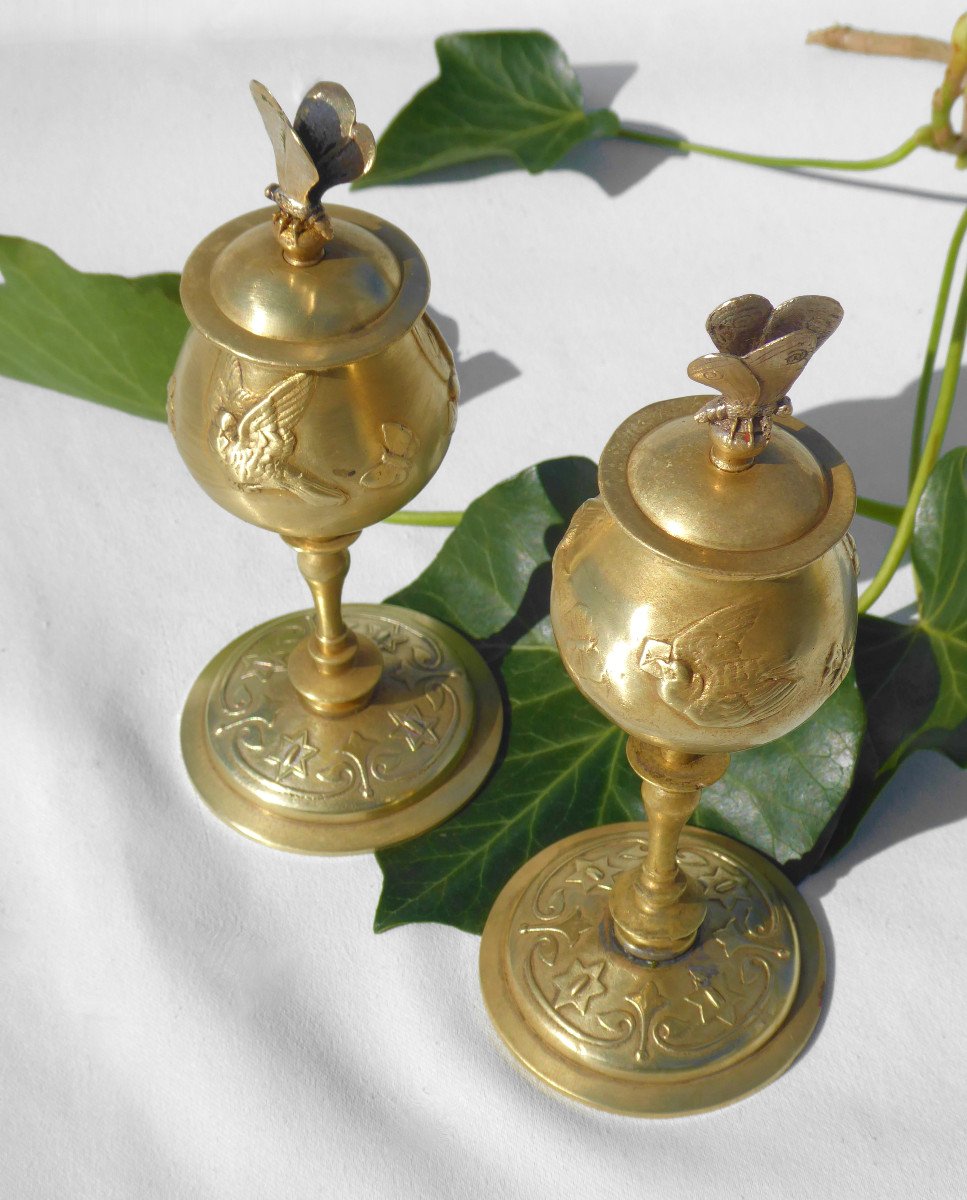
<box><xmin>640</xmin><ymin>753</ymin><xmax>700</xmax><ymax>890</ymax></box>
<box><xmin>287</xmin><ymin>532</ymin><xmax>359</xmax><ymax>671</ymax></box>
<box><xmin>610</xmin><ymin>740</ymin><xmax>730</xmax><ymax>962</ymax></box>
<box><xmin>282</xmin><ymin>532</ymin><xmax>383</xmax><ymax>717</ymax></box>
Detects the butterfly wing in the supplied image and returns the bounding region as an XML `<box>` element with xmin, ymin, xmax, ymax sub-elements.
<box><xmin>359</xmin><ymin>461</ymin><xmax>410</xmax><ymax>489</ymax></box>
<box><xmin>743</xmin><ymin>329</ymin><xmax>817</xmax><ymax>408</ymax></box>
<box><xmin>687</xmin><ymin>354</ymin><xmax>760</xmax><ymax>412</ymax></box>
<box><xmin>705</xmin><ymin>295</ymin><xmax>773</xmax><ymax>356</ymax></box>
<box><xmin>760</xmin><ymin>295</ymin><xmax>844</xmax><ymax>349</ymax></box>
<box><xmin>380</xmin><ymin>421</ymin><xmax>418</xmax><ymax>459</ymax></box>
<box><xmin>250</xmin><ymin>80</ymin><xmax>319</xmax><ymax>207</ymax></box>
<box><xmin>293</xmin><ymin>82</ymin><xmax>376</xmax><ymax>198</ymax></box>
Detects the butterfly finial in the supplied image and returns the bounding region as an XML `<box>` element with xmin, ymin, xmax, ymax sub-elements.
<box><xmin>250</xmin><ymin>80</ymin><xmax>377</xmax><ymax>267</ymax></box>
<box><xmin>687</xmin><ymin>294</ymin><xmax>844</xmax><ymax>471</ymax></box>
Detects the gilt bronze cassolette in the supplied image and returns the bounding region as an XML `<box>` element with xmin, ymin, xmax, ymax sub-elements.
<box><xmin>168</xmin><ymin>81</ymin><xmax>502</xmax><ymax>853</ymax></box>
<box><xmin>480</xmin><ymin>295</ymin><xmax>857</xmax><ymax>1116</ymax></box>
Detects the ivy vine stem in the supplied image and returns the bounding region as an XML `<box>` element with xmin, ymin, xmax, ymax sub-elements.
<box><xmin>856</xmin><ymin>497</ymin><xmax>903</xmax><ymax>525</ymax></box>
<box><xmin>859</xmin><ymin>212</ymin><xmax>967</xmax><ymax>612</ymax></box>
<box><xmin>909</xmin><ymin>205</ymin><xmax>967</xmax><ymax>486</ymax></box>
<box><xmin>385</xmin><ymin>510</ymin><xmax>463</xmax><ymax>527</ymax></box>
<box><xmin>616</xmin><ymin>125</ymin><xmax>931</xmax><ymax>174</ymax></box>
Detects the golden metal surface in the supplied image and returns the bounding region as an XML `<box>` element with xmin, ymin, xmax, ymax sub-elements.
<box><xmin>480</xmin><ymin>295</ymin><xmax>854</xmax><ymax>1114</ymax></box>
<box><xmin>250</xmin><ymin>80</ymin><xmax>375</xmax><ymax>265</ymax></box>
<box><xmin>169</xmin><ymin>80</ymin><xmax>499</xmax><ymax>852</ymax></box>
<box><xmin>690</xmin><ymin>294</ymin><xmax>843</xmax><ymax>471</ymax></box>
<box><xmin>182</xmin><ymin>605</ymin><xmax>502</xmax><ymax>854</ymax></box>
<box><xmin>480</xmin><ymin>823</ymin><xmax>823</xmax><ymax>1117</ymax></box>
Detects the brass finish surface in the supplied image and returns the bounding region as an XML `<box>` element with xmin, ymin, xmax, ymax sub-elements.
<box><xmin>480</xmin><ymin>823</ymin><xmax>823</xmax><ymax>1117</ymax></box>
<box><xmin>182</xmin><ymin>605</ymin><xmax>502</xmax><ymax>854</ymax></box>
<box><xmin>480</xmin><ymin>296</ymin><xmax>853</xmax><ymax>1114</ymax></box>
<box><xmin>598</xmin><ymin>399</ymin><xmax>855</xmax><ymax>578</ymax></box>
<box><xmin>250</xmin><ymin>79</ymin><xmax>376</xmax><ymax>266</ymax></box>
<box><xmin>179</xmin><ymin>205</ymin><xmax>430</xmax><ymax>370</ymax></box>
<box><xmin>170</xmin><ymin>80</ymin><xmax>499</xmax><ymax>852</ymax></box>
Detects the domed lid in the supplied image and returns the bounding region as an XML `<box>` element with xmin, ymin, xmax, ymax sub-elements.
<box><xmin>180</xmin><ymin>80</ymin><xmax>429</xmax><ymax>370</ymax></box>
<box><xmin>600</xmin><ymin>295</ymin><xmax>855</xmax><ymax>578</ymax></box>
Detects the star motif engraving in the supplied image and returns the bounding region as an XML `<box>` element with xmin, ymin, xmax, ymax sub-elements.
<box><xmin>565</xmin><ymin>856</ymin><xmax>625</xmax><ymax>893</ymax></box>
<box><xmin>699</xmin><ymin>863</ymin><xmax>745</xmax><ymax>903</ymax></box>
<box><xmin>388</xmin><ymin>706</ymin><xmax>439</xmax><ymax>752</ymax></box>
<box><xmin>239</xmin><ymin>656</ymin><xmax>282</xmax><ymax>684</ymax></box>
<box><xmin>551</xmin><ymin>958</ymin><xmax>607</xmax><ymax>1016</ymax></box>
<box><xmin>373</xmin><ymin>625</ymin><xmax>406</xmax><ymax>655</ymax></box>
<box><xmin>713</xmin><ymin>917</ymin><xmax>749</xmax><ymax>960</ymax></box>
<box><xmin>264</xmin><ymin>730</ymin><xmax>318</xmax><ymax>781</ymax></box>
<box><xmin>682</xmin><ymin>969</ymin><xmax>737</xmax><ymax>1027</ymax></box>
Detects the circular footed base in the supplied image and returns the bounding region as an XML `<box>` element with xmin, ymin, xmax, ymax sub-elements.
<box><xmin>181</xmin><ymin>604</ymin><xmax>502</xmax><ymax>854</ymax></box>
<box><xmin>479</xmin><ymin>823</ymin><xmax>824</xmax><ymax>1117</ymax></box>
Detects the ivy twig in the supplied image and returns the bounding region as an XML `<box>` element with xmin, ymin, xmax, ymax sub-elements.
<box><xmin>860</xmin><ymin>208</ymin><xmax>967</xmax><ymax>612</ymax></box>
<box><xmin>856</xmin><ymin>497</ymin><xmax>903</xmax><ymax>525</ymax></box>
<box><xmin>806</xmin><ymin>25</ymin><xmax>950</xmax><ymax>63</ymax></box>
<box><xmin>617</xmin><ymin>126</ymin><xmax>931</xmax><ymax>175</ymax></box>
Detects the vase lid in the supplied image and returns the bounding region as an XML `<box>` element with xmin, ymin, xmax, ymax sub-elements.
<box><xmin>180</xmin><ymin>80</ymin><xmax>429</xmax><ymax>370</ymax></box>
<box><xmin>599</xmin><ymin>295</ymin><xmax>856</xmax><ymax>578</ymax></box>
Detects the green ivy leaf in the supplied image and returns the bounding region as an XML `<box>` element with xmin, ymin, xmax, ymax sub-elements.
<box><xmin>0</xmin><ymin>236</ymin><xmax>187</xmax><ymax>419</ymax></box>
<box><xmin>375</xmin><ymin>457</ymin><xmax>867</xmax><ymax>934</ymax></box>
<box><xmin>695</xmin><ymin>670</ymin><xmax>865</xmax><ymax>864</ymax></box>
<box><xmin>914</xmin><ymin>446</ymin><xmax>967</xmax><ymax>745</ymax></box>
<box><xmin>355</xmin><ymin>31</ymin><xmax>620</xmax><ymax>188</ymax></box>
<box><xmin>817</xmin><ymin>448</ymin><xmax>967</xmax><ymax>863</ymax></box>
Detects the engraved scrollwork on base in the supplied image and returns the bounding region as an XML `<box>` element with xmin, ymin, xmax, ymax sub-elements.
<box><xmin>204</xmin><ymin>607</ymin><xmax>474</xmax><ymax>817</ymax></box>
<box><xmin>505</xmin><ymin>830</ymin><xmax>799</xmax><ymax>1076</ymax></box>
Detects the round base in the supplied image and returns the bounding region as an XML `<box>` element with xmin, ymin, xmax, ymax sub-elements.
<box><xmin>479</xmin><ymin>823</ymin><xmax>824</xmax><ymax>1117</ymax></box>
<box><xmin>181</xmin><ymin>604</ymin><xmax>503</xmax><ymax>854</ymax></box>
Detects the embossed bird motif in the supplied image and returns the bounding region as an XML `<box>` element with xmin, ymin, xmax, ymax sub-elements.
<box><xmin>212</xmin><ymin>357</ymin><xmax>347</xmax><ymax>504</ymax></box>
<box><xmin>638</xmin><ymin>602</ymin><xmax>798</xmax><ymax>728</ymax></box>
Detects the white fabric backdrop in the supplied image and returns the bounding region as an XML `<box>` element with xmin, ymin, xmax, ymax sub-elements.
<box><xmin>2</xmin><ymin>2</ymin><xmax>965</xmax><ymax>1196</ymax></box>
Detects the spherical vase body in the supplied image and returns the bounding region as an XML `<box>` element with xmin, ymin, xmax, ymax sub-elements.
<box><xmin>168</xmin><ymin>206</ymin><xmax>456</xmax><ymax>539</ymax></box>
<box><xmin>550</xmin><ymin>398</ymin><xmax>858</xmax><ymax>756</ymax></box>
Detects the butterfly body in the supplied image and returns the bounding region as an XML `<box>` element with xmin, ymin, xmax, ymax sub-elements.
<box><xmin>687</xmin><ymin>294</ymin><xmax>843</xmax><ymax>469</ymax></box>
<box><xmin>250</xmin><ymin>80</ymin><xmax>375</xmax><ymax>265</ymax></box>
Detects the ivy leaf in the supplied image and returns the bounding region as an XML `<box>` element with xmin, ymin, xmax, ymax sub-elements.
<box><xmin>0</xmin><ymin>236</ymin><xmax>187</xmax><ymax>419</ymax></box>
<box><xmin>375</xmin><ymin>457</ymin><xmax>867</xmax><ymax>934</ymax></box>
<box><xmin>814</xmin><ymin>448</ymin><xmax>967</xmax><ymax>864</ymax></box>
<box><xmin>913</xmin><ymin>446</ymin><xmax>967</xmax><ymax>746</ymax></box>
<box><xmin>375</xmin><ymin>457</ymin><xmax>635</xmax><ymax>934</ymax></box>
<box><xmin>695</xmin><ymin>671</ymin><xmax>865</xmax><ymax>864</ymax></box>
<box><xmin>355</xmin><ymin>31</ymin><xmax>620</xmax><ymax>188</ymax></box>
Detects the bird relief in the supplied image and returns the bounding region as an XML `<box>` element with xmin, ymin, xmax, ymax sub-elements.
<box><xmin>359</xmin><ymin>422</ymin><xmax>419</xmax><ymax>489</ymax></box>
<box><xmin>638</xmin><ymin>602</ymin><xmax>799</xmax><ymax>729</ymax></box>
<box><xmin>211</xmin><ymin>356</ymin><xmax>347</xmax><ymax>505</ymax></box>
